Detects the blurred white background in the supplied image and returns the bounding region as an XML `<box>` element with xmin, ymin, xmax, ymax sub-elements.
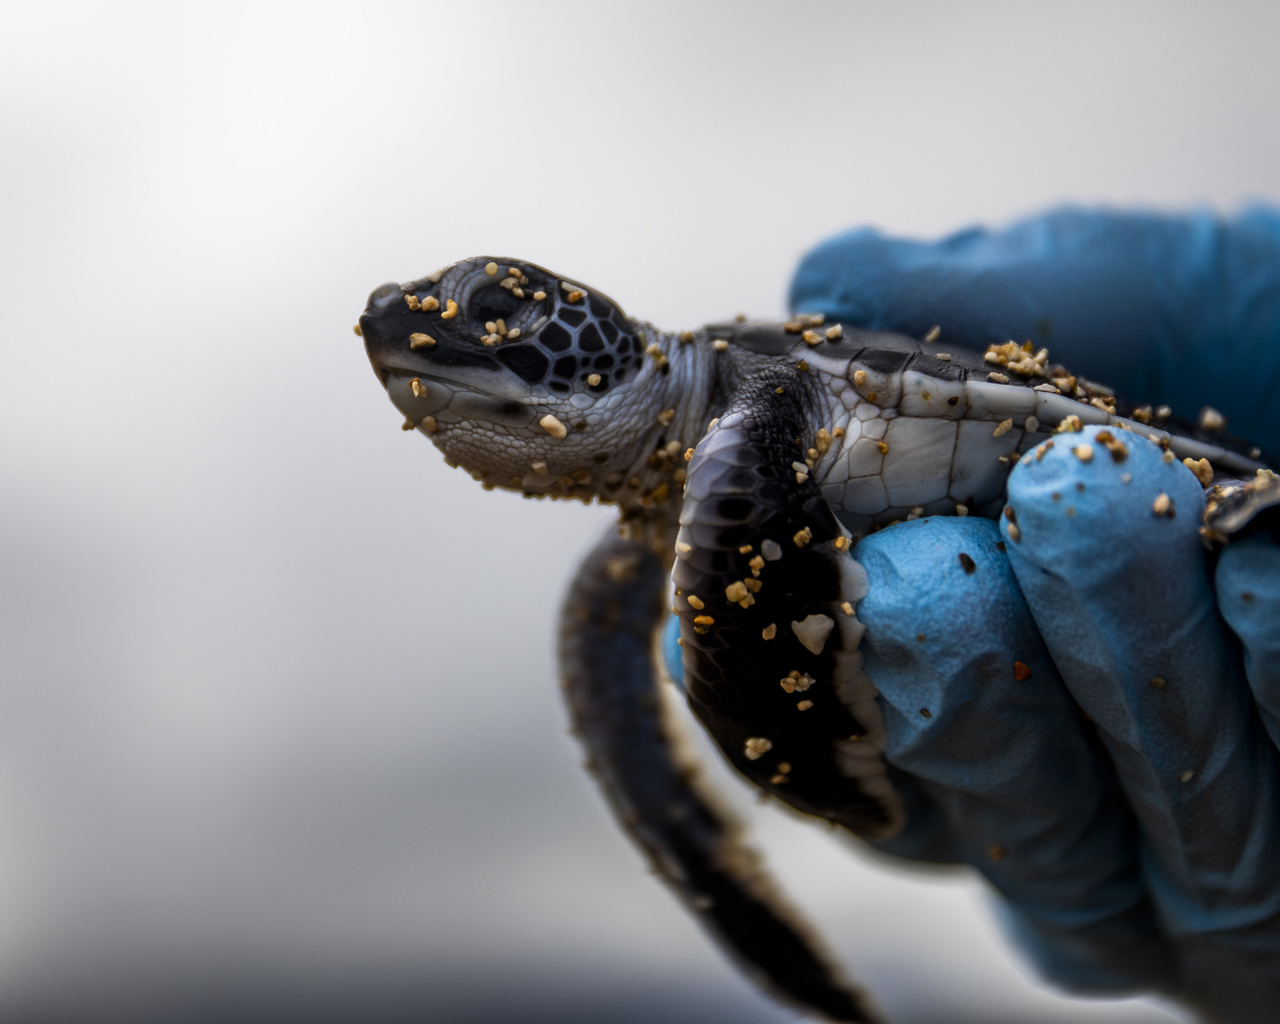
<box><xmin>2</xmin><ymin>2</ymin><xmax>1277</xmax><ymax>1021</ymax></box>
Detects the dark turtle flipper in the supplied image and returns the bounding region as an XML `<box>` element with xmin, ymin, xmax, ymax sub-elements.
<box><xmin>676</xmin><ymin>365</ymin><xmax>902</xmax><ymax>842</ymax></box>
<box><xmin>1204</xmin><ymin>468</ymin><xmax>1280</xmax><ymax>538</ymax></box>
<box><xmin>560</xmin><ymin>529</ymin><xmax>882</xmax><ymax>1024</ymax></box>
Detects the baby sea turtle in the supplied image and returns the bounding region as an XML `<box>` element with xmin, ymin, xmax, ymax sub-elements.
<box><xmin>357</xmin><ymin>257</ymin><xmax>1279</xmax><ymax>1023</ymax></box>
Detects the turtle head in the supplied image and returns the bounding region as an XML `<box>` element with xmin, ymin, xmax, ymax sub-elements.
<box><xmin>360</xmin><ymin>257</ymin><xmax>659</xmax><ymax>496</ymax></box>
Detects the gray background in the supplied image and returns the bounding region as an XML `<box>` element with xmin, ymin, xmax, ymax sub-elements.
<box><xmin>2</xmin><ymin>2</ymin><xmax>1276</xmax><ymax>1021</ymax></box>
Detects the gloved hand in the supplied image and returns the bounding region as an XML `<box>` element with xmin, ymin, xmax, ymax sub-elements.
<box><xmin>787</xmin><ymin>209</ymin><xmax>1280</xmax><ymax>1023</ymax></box>
<box><xmin>664</xmin><ymin>210</ymin><xmax>1280</xmax><ymax>1022</ymax></box>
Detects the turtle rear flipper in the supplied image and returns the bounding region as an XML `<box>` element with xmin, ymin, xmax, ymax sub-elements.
<box><xmin>1204</xmin><ymin>469</ymin><xmax>1280</xmax><ymax>539</ymax></box>
<box><xmin>560</xmin><ymin>530</ymin><xmax>882</xmax><ymax>1024</ymax></box>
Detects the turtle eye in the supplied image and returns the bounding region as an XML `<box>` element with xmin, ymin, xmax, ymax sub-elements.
<box><xmin>470</xmin><ymin>284</ymin><xmax>521</xmax><ymax>325</ymax></box>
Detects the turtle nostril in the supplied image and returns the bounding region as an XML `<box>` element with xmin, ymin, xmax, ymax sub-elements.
<box><xmin>367</xmin><ymin>281</ymin><xmax>403</xmax><ymax>311</ymax></box>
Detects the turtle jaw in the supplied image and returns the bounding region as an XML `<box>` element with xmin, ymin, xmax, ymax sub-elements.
<box><xmin>381</xmin><ymin>369</ymin><xmax>536</xmax><ymax>431</ymax></box>
<box><xmin>379</xmin><ymin>368</ymin><xmax>592</xmax><ymax>496</ymax></box>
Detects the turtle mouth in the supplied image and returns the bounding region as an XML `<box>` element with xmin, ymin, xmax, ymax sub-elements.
<box><xmin>382</xmin><ymin>369</ymin><xmax>536</xmax><ymax>430</ymax></box>
<box><xmin>376</xmin><ymin>357</ymin><xmax>519</xmax><ymax>401</ymax></box>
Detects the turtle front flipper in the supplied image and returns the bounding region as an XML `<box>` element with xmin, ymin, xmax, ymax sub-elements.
<box><xmin>559</xmin><ymin>529</ymin><xmax>882</xmax><ymax>1024</ymax></box>
<box><xmin>677</xmin><ymin>365</ymin><xmax>903</xmax><ymax>840</ymax></box>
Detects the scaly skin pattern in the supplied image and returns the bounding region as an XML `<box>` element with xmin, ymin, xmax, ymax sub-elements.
<box><xmin>359</xmin><ymin>257</ymin><xmax>1279</xmax><ymax>1024</ymax></box>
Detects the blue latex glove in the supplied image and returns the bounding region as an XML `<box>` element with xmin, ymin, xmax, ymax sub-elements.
<box><xmin>666</xmin><ymin>209</ymin><xmax>1280</xmax><ymax>1022</ymax></box>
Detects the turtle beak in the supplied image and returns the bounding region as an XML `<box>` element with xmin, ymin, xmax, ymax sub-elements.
<box><xmin>366</xmin><ymin>281</ymin><xmax>404</xmax><ymax>311</ymax></box>
<box><xmin>359</xmin><ymin>282</ymin><xmax>409</xmax><ymax>385</ymax></box>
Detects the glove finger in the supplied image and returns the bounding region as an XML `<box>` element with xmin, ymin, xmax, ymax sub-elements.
<box><xmin>1217</xmin><ymin>534</ymin><xmax>1280</xmax><ymax>749</ymax></box>
<box><xmin>853</xmin><ymin>516</ymin><xmax>1173</xmax><ymax>994</ymax></box>
<box><xmin>1002</xmin><ymin>424</ymin><xmax>1280</xmax><ymax>1021</ymax></box>
<box><xmin>789</xmin><ymin>208</ymin><xmax>1280</xmax><ymax>452</ymax></box>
